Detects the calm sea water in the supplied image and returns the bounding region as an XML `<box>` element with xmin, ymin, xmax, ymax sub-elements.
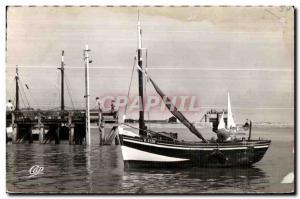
<box><xmin>6</xmin><ymin>126</ymin><xmax>294</xmax><ymax>194</ymax></box>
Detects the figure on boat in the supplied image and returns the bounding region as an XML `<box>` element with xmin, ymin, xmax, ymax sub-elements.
<box><xmin>243</xmin><ymin>119</ymin><xmax>250</xmax><ymax>130</ymax></box>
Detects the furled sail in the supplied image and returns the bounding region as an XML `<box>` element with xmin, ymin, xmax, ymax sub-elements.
<box><xmin>218</xmin><ymin>112</ymin><xmax>226</xmax><ymax>130</ymax></box>
<box><xmin>149</xmin><ymin>78</ymin><xmax>208</xmax><ymax>143</ymax></box>
<box><xmin>227</xmin><ymin>92</ymin><xmax>236</xmax><ymax>129</ymax></box>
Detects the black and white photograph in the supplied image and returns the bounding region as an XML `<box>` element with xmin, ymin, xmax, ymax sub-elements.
<box><xmin>5</xmin><ymin>5</ymin><xmax>295</xmax><ymax>194</ymax></box>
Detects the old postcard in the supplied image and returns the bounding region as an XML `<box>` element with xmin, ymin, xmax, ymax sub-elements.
<box><xmin>6</xmin><ymin>6</ymin><xmax>294</xmax><ymax>194</ymax></box>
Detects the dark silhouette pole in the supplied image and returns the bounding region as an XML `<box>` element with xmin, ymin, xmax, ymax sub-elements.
<box><xmin>58</xmin><ymin>50</ymin><xmax>65</xmax><ymax>111</ymax></box>
<box><xmin>248</xmin><ymin>120</ymin><xmax>252</xmax><ymax>141</ymax></box>
<box><xmin>137</xmin><ymin>16</ymin><xmax>145</xmax><ymax>137</ymax></box>
<box><xmin>15</xmin><ymin>65</ymin><xmax>19</xmax><ymax>110</ymax></box>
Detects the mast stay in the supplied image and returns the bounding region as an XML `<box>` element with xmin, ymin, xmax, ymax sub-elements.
<box><xmin>134</xmin><ymin>12</ymin><xmax>208</xmax><ymax>143</ymax></box>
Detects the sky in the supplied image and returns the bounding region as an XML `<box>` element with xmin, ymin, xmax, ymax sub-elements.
<box><xmin>6</xmin><ymin>6</ymin><xmax>294</xmax><ymax>123</ymax></box>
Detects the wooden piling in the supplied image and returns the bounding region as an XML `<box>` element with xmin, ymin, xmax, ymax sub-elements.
<box><xmin>8</xmin><ymin>110</ymin><xmax>87</xmax><ymax>145</ymax></box>
<box><xmin>97</xmin><ymin>110</ymin><xmax>119</xmax><ymax>145</ymax></box>
<box><xmin>115</xmin><ymin>133</ymin><xmax>120</xmax><ymax>145</ymax></box>
<box><xmin>28</xmin><ymin>125</ymin><xmax>33</xmax><ymax>144</ymax></box>
<box><xmin>69</xmin><ymin>124</ymin><xmax>75</xmax><ymax>145</ymax></box>
<box><xmin>99</xmin><ymin>122</ymin><xmax>104</xmax><ymax>146</ymax></box>
<box><xmin>106</xmin><ymin>126</ymin><xmax>118</xmax><ymax>145</ymax></box>
<box><xmin>248</xmin><ymin>121</ymin><xmax>252</xmax><ymax>141</ymax></box>
<box><xmin>38</xmin><ymin>113</ymin><xmax>44</xmax><ymax>144</ymax></box>
<box><xmin>84</xmin><ymin>45</ymin><xmax>91</xmax><ymax>146</ymax></box>
<box><xmin>55</xmin><ymin>125</ymin><xmax>60</xmax><ymax>144</ymax></box>
<box><xmin>11</xmin><ymin>112</ymin><xmax>17</xmax><ymax>143</ymax></box>
<box><xmin>39</xmin><ymin>124</ymin><xmax>44</xmax><ymax>144</ymax></box>
<box><xmin>12</xmin><ymin>124</ymin><xmax>17</xmax><ymax>144</ymax></box>
<box><xmin>68</xmin><ymin>113</ymin><xmax>74</xmax><ymax>145</ymax></box>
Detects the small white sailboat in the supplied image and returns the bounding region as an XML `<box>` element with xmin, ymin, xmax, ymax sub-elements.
<box><xmin>227</xmin><ymin>92</ymin><xmax>237</xmax><ymax>130</ymax></box>
<box><xmin>217</xmin><ymin>112</ymin><xmax>232</xmax><ymax>141</ymax></box>
<box><xmin>217</xmin><ymin>92</ymin><xmax>237</xmax><ymax>132</ymax></box>
<box><xmin>218</xmin><ymin>92</ymin><xmax>248</xmax><ymax>138</ymax></box>
<box><xmin>217</xmin><ymin>112</ymin><xmax>226</xmax><ymax>130</ymax></box>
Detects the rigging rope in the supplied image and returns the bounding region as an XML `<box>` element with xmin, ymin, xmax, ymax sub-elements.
<box><xmin>145</xmin><ymin>49</ymin><xmax>151</xmax><ymax>129</ymax></box>
<box><xmin>65</xmin><ymin>74</ymin><xmax>76</xmax><ymax>110</ymax></box>
<box><xmin>19</xmin><ymin>74</ymin><xmax>35</xmax><ymax>108</ymax></box>
<box><xmin>18</xmin><ymin>89</ymin><xmax>26</xmax><ymax>108</ymax></box>
<box><xmin>124</xmin><ymin>56</ymin><xmax>137</xmax><ymax>118</ymax></box>
<box><xmin>19</xmin><ymin>77</ymin><xmax>30</xmax><ymax>108</ymax></box>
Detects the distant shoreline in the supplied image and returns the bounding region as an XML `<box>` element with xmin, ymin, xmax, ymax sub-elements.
<box><xmin>249</xmin><ymin>122</ymin><xmax>294</xmax><ymax>128</ymax></box>
<box><xmin>119</xmin><ymin>121</ymin><xmax>294</xmax><ymax>128</ymax></box>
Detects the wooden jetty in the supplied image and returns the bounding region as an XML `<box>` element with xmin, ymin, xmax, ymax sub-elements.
<box><xmin>6</xmin><ymin>109</ymin><xmax>86</xmax><ymax>144</ymax></box>
<box><xmin>6</xmin><ymin>109</ymin><xmax>119</xmax><ymax>145</ymax></box>
<box><xmin>6</xmin><ymin>49</ymin><xmax>119</xmax><ymax>146</ymax></box>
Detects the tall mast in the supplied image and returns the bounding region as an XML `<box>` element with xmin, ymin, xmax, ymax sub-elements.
<box><xmin>137</xmin><ymin>12</ymin><xmax>146</xmax><ymax>136</ymax></box>
<box><xmin>57</xmin><ymin>50</ymin><xmax>65</xmax><ymax>111</ymax></box>
<box><xmin>84</xmin><ymin>45</ymin><xmax>91</xmax><ymax>146</ymax></box>
<box><xmin>15</xmin><ymin>65</ymin><xmax>19</xmax><ymax>110</ymax></box>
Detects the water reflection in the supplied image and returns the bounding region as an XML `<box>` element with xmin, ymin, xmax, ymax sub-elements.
<box><xmin>7</xmin><ymin>144</ymin><xmax>269</xmax><ymax>194</ymax></box>
<box><xmin>122</xmin><ymin>167</ymin><xmax>268</xmax><ymax>193</ymax></box>
<box><xmin>7</xmin><ymin>127</ymin><xmax>294</xmax><ymax>194</ymax></box>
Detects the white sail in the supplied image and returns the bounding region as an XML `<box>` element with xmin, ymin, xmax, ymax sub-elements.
<box><xmin>218</xmin><ymin>112</ymin><xmax>226</xmax><ymax>130</ymax></box>
<box><xmin>227</xmin><ymin>92</ymin><xmax>236</xmax><ymax>129</ymax></box>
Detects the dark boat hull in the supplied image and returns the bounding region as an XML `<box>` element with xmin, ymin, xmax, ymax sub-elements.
<box><xmin>120</xmin><ymin>135</ymin><xmax>271</xmax><ymax>168</ymax></box>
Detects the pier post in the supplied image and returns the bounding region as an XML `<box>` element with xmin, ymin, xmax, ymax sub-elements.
<box><xmin>15</xmin><ymin>65</ymin><xmax>20</xmax><ymax>111</ymax></box>
<box><xmin>39</xmin><ymin>124</ymin><xmax>44</xmax><ymax>144</ymax></box>
<box><xmin>11</xmin><ymin>112</ymin><xmax>17</xmax><ymax>143</ymax></box>
<box><xmin>248</xmin><ymin>121</ymin><xmax>252</xmax><ymax>141</ymax></box>
<box><xmin>55</xmin><ymin>125</ymin><xmax>60</xmax><ymax>144</ymax></box>
<box><xmin>28</xmin><ymin>125</ymin><xmax>33</xmax><ymax>144</ymax></box>
<box><xmin>38</xmin><ymin>113</ymin><xmax>44</xmax><ymax>144</ymax></box>
<box><xmin>115</xmin><ymin>134</ymin><xmax>120</xmax><ymax>145</ymax></box>
<box><xmin>84</xmin><ymin>45</ymin><xmax>91</xmax><ymax>146</ymax></box>
<box><xmin>58</xmin><ymin>50</ymin><xmax>65</xmax><ymax>111</ymax></box>
<box><xmin>12</xmin><ymin>125</ymin><xmax>17</xmax><ymax>144</ymax></box>
<box><xmin>69</xmin><ymin>124</ymin><xmax>75</xmax><ymax>145</ymax></box>
<box><xmin>68</xmin><ymin>113</ymin><xmax>75</xmax><ymax>145</ymax></box>
<box><xmin>99</xmin><ymin>123</ymin><xmax>104</xmax><ymax>146</ymax></box>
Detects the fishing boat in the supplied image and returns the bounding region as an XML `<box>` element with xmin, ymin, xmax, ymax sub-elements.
<box><xmin>118</xmin><ymin>17</ymin><xmax>271</xmax><ymax>168</ymax></box>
